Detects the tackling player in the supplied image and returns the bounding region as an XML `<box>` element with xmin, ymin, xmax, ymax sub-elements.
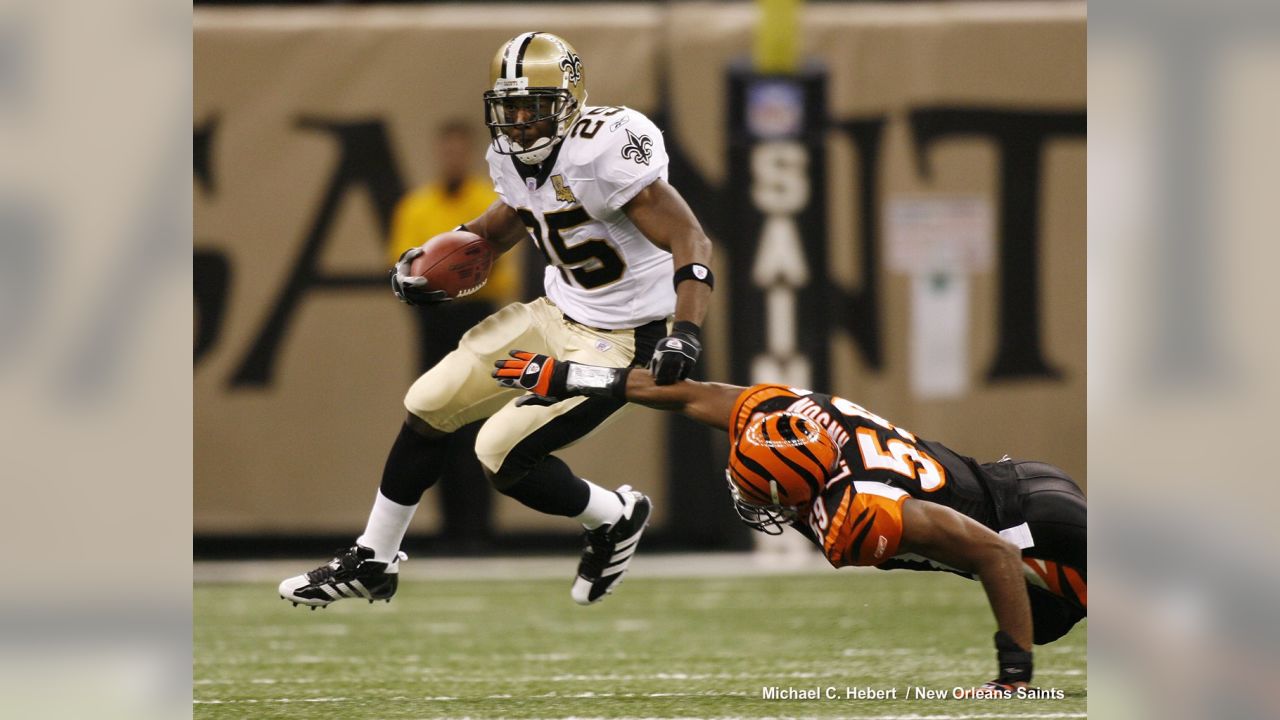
<box><xmin>494</xmin><ymin>352</ymin><xmax>1087</xmax><ymax>689</ymax></box>
<box><xmin>280</xmin><ymin>33</ymin><xmax>714</xmax><ymax>608</ymax></box>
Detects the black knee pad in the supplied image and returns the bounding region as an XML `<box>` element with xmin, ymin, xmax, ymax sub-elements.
<box><xmin>491</xmin><ymin>455</ymin><xmax>590</xmax><ymax>518</ymax></box>
<box><xmin>380</xmin><ymin>421</ymin><xmax>449</xmax><ymax>505</ymax></box>
<box><xmin>488</xmin><ymin>463</ymin><xmax>525</xmax><ymax>492</ymax></box>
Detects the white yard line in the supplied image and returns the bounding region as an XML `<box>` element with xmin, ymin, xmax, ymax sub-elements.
<box><xmin>200</xmin><ymin>669</ymin><xmax>1083</xmax><ymax>685</ymax></box>
<box><xmin>549</xmin><ymin>716</ymin><xmax>1089</xmax><ymax>720</ymax></box>
<box><xmin>192</xmin><ymin>701</ymin><xmax>1087</xmax><ymax>720</ymax></box>
<box><xmin>408</xmin><ymin>716</ymin><xmax>1087</xmax><ymax>720</ymax></box>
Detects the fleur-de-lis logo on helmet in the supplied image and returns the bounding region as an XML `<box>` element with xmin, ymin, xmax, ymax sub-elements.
<box><xmin>621</xmin><ymin>129</ymin><xmax>653</xmax><ymax>166</ymax></box>
<box><xmin>559</xmin><ymin>52</ymin><xmax>583</xmax><ymax>87</ymax></box>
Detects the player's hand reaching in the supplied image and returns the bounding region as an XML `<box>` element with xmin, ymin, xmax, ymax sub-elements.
<box><xmin>389</xmin><ymin>246</ymin><xmax>452</xmax><ymax>305</ymax></box>
<box><xmin>493</xmin><ymin>351</ymin><xmax>570</xmax><ymax>398</ymax></box>
<box><xmin>494</xmin><ymin>350</ymin><xmax>633</xmax><ymax>403</ymax></box>
<box><xmin>649</xmin><ymin>321</ymin><xmax>701</xmax><ymax>385</ymax></box>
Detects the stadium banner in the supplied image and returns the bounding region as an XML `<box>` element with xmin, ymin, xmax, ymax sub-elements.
<box><xmin>195</xmin><ymin>3</ymin><xmax>1085</xmax><ymax>538</ymax></box>
<box><xmin>726</xmin><ymin>64</ymin><xmax>831</xmax><ymax>392</ymax></box>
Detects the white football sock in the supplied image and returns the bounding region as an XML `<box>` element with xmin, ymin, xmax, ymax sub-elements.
<box><xmin>574</xmin><ymin>482</ymin><xmax>625</xmax><ymax>530</ymax></box>
<box><xmin>356</xmin><ymin>491</ymin><xmax>418</xmax><ymax>562</ymax></box>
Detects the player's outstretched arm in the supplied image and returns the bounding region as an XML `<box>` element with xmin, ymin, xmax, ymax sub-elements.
<box><xmin>620</xmin><ymin>367</ymin><xmax>740</xmax><ymax>431</ymax></box>
<box><xmin>898</xmin><ymin>499</ymin><xmax>1035</xmax><ymax>686</ymax></box>
<box><xmin>492</xmin><ymin>351</ymin><xmax>740</xmax><ymax>431</ymax></box>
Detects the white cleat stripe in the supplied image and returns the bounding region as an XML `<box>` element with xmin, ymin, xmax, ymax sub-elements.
<box><xmin>613</xmin><ymin>533</ymin><xmax>643</xmax><ymax>552</ymax></box>
<box><xmin>349</xmin><ymin>580</ymin><xmax>370</xmax><ymax>598</ymax></box>
<box><xmin>608</xmin><ymin>546</ymin><xmax>638</xmax><ymax>564</ymax></box>
<box><xmin>322</xmin><ymin>584</ymin><xmax>343</xmax><ymax>599</ymax></box>
<box><xmin>601</xmin><ymin>558</ymin><xmax>632</xmax><ymax>578</ymax></box>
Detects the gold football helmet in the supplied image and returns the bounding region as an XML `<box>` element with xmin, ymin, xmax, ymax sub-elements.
<box><xmin>484</xmin><ymin>32</ymin><xmax>588</xmax><ymax>164</ymax></box>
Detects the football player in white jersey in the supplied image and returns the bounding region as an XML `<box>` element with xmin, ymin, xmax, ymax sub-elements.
<box><xmin>280</xmin><ymin>32</ymin><xmax>714</xmax><ymax>608</ymax></box>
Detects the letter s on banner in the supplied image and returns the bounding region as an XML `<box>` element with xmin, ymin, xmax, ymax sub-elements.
<box><xmin>751</xmin><ymin>142</ymin><xmax>809</xmax><ymax>214</ymax></box>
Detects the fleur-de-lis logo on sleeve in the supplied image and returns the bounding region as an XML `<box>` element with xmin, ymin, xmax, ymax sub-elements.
<box><xmin>621</xmin><ymin>129</ymin><xmax>653</xmax><ymax>166</ymax></box>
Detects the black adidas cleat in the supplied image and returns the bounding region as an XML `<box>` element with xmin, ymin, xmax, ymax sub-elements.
<box><xmin>571</xmin><ymin>486</ymin><xmax>651</xmax><ymax>605</ymax></box>
<box><xmin>278</xmin><ymin>545</ymin><xmax>406</xmax><ymax>608</ymax></box>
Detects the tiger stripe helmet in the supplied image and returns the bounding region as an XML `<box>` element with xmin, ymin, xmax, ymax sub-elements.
<box><xmin>484</xmin><ymin>32</ymin><xmax>588</xmax><ymax>164</ymax></box>
<box><xmin>726</xmin><ymin>412</ymin><xmax>841</xmax><ymax>534</ymax></box>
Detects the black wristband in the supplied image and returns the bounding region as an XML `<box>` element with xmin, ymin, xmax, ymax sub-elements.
<box><xmin>673</xmin><ymin>263</ymin><xmax>715</xmax><ymax>291</ymax></box>
<box><xmin>672</xmin><ymin>320</ymin><xmax>702</xmax><ymax>339</ymax></box>
<box><xmin>994</xmin><ymin>631</ymin><xmax>1033</xmax><ymax>684</ymax></box>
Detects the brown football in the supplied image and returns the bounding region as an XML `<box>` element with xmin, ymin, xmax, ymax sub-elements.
<box><xmin>409</xmin><ymin>231</ymin><xmax>495</xmax><ymax>298</ymax></box>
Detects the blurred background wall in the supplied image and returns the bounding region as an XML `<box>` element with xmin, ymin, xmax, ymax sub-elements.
<box><xmin>193</xmin><ymin>1</ymin><xmax>1085</xmax><ymax>554</ymax></box>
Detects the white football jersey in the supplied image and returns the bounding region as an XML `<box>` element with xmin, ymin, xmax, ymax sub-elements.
<box><xmin>486</xmin><ymin>105</ymin><xmax>675</xmax><ymax>329</ymax></box>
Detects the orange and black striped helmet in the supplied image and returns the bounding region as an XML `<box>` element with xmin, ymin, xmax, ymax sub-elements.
<box><xmin>726</xmin><ymin>412</ymin><xmax>841</xmax><ymax>534</ymax></box>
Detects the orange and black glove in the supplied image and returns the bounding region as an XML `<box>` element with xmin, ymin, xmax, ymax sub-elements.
<box><xmin>493</xmin><ymin>350</ymin><xmax>631</xmax><ymax>402</ymax></box>
<box><xmin>493</xmin><ymin>351</ymin><xmax>568</xmax><ymax>398</ymax></box>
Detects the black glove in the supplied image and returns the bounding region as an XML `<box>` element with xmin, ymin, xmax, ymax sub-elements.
<box><xmin>389</xmin><ymin>246</ymin><xmax>452</xmax><ymax>305</ymax></box>
<box><xmin>649</xmin><ymin>321</ymin><xmax>701</xmax><ymax>385</ymax></box>
<box><xmin>993</xmin><ymin>630</ymin><xmax>1033</xmax><ymax>686</ymax></box>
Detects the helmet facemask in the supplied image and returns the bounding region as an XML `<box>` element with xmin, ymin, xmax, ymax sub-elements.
<box><xmin>725</xmin><ymin>469</ymin><xmax>797</xmax><ymax>535</ymax></box>
<box><xmin>483</xmin><ymin>87</ymin><xmax>578</xmax><ymax>164</ymax></box>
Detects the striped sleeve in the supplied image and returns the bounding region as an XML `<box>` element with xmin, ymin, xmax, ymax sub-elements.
<box><xmin>821</xmin><ymin>482</ymin><xmax>910</xmax><ymax>568</ymax></box>
<box><xmin>728</xmin><ymin>384</ymin><xmax>802</xmax><ymax>443</ymax></box>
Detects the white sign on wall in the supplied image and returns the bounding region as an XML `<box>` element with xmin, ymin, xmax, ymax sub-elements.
<box><xmin>887</xmin><ymin>196</ymin><xmax>994</xmax><ymax>399</ymax></box>
<box><xmin>887</xmin><ymin>196</ymin><xmax>994</xmax><ymax>274</ymax></box>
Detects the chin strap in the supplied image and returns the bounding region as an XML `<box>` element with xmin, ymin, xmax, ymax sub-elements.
<box><xmin>514</xmin><ymin>137</ymin><xmax>557</xmax><ymax>165</ymax></box>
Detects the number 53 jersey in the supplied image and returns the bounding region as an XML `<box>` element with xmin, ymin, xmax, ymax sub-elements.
<box><xmin>729</xmin><ymin>384</ymin><xmax>1032</xmax><ymax>570</ymax></box>
<box><xmin>486</xmin><ymin>105</ymin><xmax>676</xmax><ymax>330</ymax></box>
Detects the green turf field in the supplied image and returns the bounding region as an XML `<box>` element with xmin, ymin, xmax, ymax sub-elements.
<box><xmin>195</xmin><ymin>570</ymin><xmax>1086</xmax><ymax>718</ymax></box>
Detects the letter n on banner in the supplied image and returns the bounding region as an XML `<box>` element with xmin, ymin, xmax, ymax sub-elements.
<box><xmin>726</xmin><ymin>63</ymin><xmax>829</xmax><ymax>390</ymax></box>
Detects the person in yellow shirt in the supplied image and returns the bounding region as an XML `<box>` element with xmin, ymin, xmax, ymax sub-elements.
<box><xmin>387</xmin><ymin>119</ymin><xmax>520</xmax><ymax>550</ymax></box>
